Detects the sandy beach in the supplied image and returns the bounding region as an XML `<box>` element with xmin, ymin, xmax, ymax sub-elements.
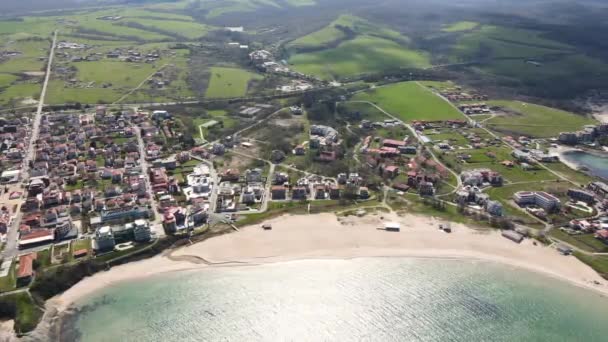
<box><xmin>54</xmin><ymin>211</ymin><xmax>608</xmax><ymax>310</ymax></box>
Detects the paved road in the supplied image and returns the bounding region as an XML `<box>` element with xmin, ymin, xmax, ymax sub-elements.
<box><xmin>134</xmin><ymin>125</ymin><xmax>165</xmax><ymax>237</ymax></box>
<box><xmin>1</xmin><ymin>31</ymin><xmax>57</xmax><ymax>261</ymax></box>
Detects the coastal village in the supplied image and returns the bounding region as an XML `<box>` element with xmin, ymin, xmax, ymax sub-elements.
<box><xmin>1</xmin><ymin>86</ymin><xmax>608</xmax><ymax>294</ymax></box>
<box><xmin>1</xmin><ymin>24</ymin><xmax>608</xmax><ymax>338</ymax></box>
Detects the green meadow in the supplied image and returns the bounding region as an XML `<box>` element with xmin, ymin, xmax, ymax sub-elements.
<box><xmin>485</xmin><ymin>100</ymin><xmax>596</xmax><ymax>137</ymax></box>
<box><xmin>352</xmin><ymin>82</ymin><xmax>463</xmax><ymax>122</ymax></box>
<box><xmin>205</xmin><ymin>67</ymin><xmax>262</xmax><ymax>98</ymax></box>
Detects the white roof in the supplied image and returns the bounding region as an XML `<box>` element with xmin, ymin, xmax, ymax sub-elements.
<box><xmin>19</xmin><ymin>235</ymin><xmax>54</xmax><ymax>246</ymax></box>
<box><xmin>384</xmin><ymin>222</ymin><xmax>401</xmax><ymax>229</ymax></box>
<box><xmin>1</xmin><ymin>170</ymin><xmax>20</xmax><ymax>177</ymax></box>
<box><xmin>99</xmin><ymin>226</ymin><xmax>112</xmax><ymax>234</ymax></box>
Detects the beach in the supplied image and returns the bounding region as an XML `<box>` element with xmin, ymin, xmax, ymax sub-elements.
<box><xmin>54</xmin><ymin>211</ymin><xmax>608</xmax><ymax>310</ymax></box>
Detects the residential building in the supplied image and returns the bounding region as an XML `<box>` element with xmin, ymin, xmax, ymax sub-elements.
<box><xmin>95</xmin><ymin>226</ymin><xmax>116</xmax><ymax>252</ymax></box>
<box><xmin>292</xmin><ymin>187</ymin><xmax>308</xmax><ymax>200</ymax></box>
<box><xmin>567</xmin><ymin>188</ymin><xmax>596</xmax><ymax>204</ymax></box>
<box><xmin>16</xmin><ymin>253</ymin><xmax>37</xmax><ymax>286</ymax></box>
<box><xmin>513</xmin><ymin>191</ymin><xmax>561</xmax><ymax>212</ymax></box>
<box><xmin>485</xmin><ymin>200</ymin><xmax>503</xmax><ymax>216</ymax></box>
<box><xmin>133</xmin><ymin>219</ymin><xmax>152</xmax><ymax>242</ymax></box>
<box><xmin>271</xmin><ymin>186</ymin><xmax>287</xmax><ymax>200</ymax></box>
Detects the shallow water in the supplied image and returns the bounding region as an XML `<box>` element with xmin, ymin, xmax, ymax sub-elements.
<box><xmin>561</xmin><ymin>150</ymin><xmax>608</xmax><ymax>180</ymax></box>
<box><xmin>72</xmin><ymin>258</ymin><xmax>608</xmax><ymax>341</ymax></box>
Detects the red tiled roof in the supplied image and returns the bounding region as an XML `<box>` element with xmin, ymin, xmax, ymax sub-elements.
<box><xmin>17</xmin><ymin>253</ymin><xmax>37</xmax><ymax>279</ymax></box>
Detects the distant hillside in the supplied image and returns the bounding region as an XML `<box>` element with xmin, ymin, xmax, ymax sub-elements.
<box><xmin>287</xmin><ymin>14</ymin><xmax>409</xmax><ymax>53</ymax></box>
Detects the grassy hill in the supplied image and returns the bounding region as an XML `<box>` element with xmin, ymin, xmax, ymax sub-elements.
<box><xmin>287</xmin><ymin>15</ymin><xmax>428</xmax><ymax>80</ymax></box>
<box><xmin>449</xmin><ymin>24</ymin><xmax>608</xmax><ymax>98</ymax></box>
<box><xmin>352</xmin><ymin>82</ymin><xmax>463</xmax><ymax>122</ymax></box>
<box><xmin>485</xmin><ymin>100</ymin><xmax>597</xmax><ymax>138</ymax></box>
<box><xmin>287</xmin><ymin>15</ymin><xmax>406</xmax><ymax>51</ymax></box>
<box><xmin>289</xmin><ymin>35</ymin><xmax>430</xmax><ymax>80</ymax></box>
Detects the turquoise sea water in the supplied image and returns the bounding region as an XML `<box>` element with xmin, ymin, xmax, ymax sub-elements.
<box><xmin>561</xmin><ymin>150</ymin><xmax>608</xmax><ymax>180</ymax></box>
<box><xmin>71</xmin><ymin>258</ymin><xmax>608</xmax><ymax>341</ymax></box>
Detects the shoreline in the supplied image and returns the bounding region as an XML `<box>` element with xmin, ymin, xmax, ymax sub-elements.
<box><xmin>550</xmin><ymin>145</ymin><xmax>608</xmax><ymax>179</ymax></box>
<box><xmin>5</xmin><ymin>211</ymin><xmax>608</xmax><ymax>340</ymax></box>
<box><xmin>55</xmin><ymin>212</ymin><xmax>608</xmax><ymax>308</ymax></box>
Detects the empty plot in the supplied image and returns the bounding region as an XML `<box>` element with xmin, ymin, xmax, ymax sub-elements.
<box><xmin>352</xmin><ymin>82</ymin><xmax>463</xmax><ymax>122</ymax></box>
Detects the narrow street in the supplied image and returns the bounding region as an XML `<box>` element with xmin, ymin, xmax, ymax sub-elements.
<box><xmin>1</xmin><ymin>30</ymin><xmax>57</xmax><ymax>260</ymax></box>
<box><xmin>134</xmin><ymin>125</ymin><xmax>165</xmax><ymax>237</ymax></box>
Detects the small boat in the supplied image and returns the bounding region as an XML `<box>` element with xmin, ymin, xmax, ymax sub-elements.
<box><xmin>262</xmin><ymin>224</ymin><xmax>272</xmax><ymax>230</ymax></box>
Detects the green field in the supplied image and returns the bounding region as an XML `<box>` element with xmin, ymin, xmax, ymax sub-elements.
<box><xmin>205</xmin><ymin>67</ymin><xmax>262</xmax><ymax>98</ymax></box>
<box><xmin>289</xmin><ymin>35</ymin><xmax>430</xmax><ymax>80</ymax></box>
<box><xmin>352</xmin><ymin>82</ymin><xmax>463</xmax><ymax>121</ymax></box>
<box><xmin>442</xmin><ymin>21</ymin><xmax>479</xmax><ymax>32</ymax></box>
<box><xmin>485</xmin><ymin>100</ymin><xmax>596</xmax><ymax>137</ymax></box>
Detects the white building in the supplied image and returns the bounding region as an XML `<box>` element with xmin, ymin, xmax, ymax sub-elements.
<box><xmin>95</xmin><ymin>226</ymin><xmax>115</xmax><ymax>252</ymax></box>
<box><xmin>133</xmin><ymin>219</ymin><xmax>152</xmax><ymax>242</ymax></box>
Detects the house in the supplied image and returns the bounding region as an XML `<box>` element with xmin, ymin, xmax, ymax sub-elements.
<box><xmin>245</xmin><ymin>168</ymin><xmax>263</xmax><ymax>183</ymax></box>
<box><xmin>589</xmin><ymin>182</ymin><xmax>608</xmax><ymax>198</ymax></box>
<box><xmin>292</xmin><ymin>187</ymin><xmax>308</xmax><ymax>200</ymax></box>
<box><xmin>419</xmin><ymin>181</ymin><xmax>435</xmax><ymax>196</ymax></box>
<box><xmin>383</xmin><ymin>139</ymin><xmax>406</xmax><ymax>148</ymax></box>
<box><xmin>317</xmin><ymin>150</ymin><xmax>336</xmax><ymax>162</ymax></box>
<box><xmin>512</xmin><ymin>150</ymin><xmax>530</xmax><ymax>162</ymax></box>
<box><xmin>358</xmin><ymin>187</ymin><xmax>370</xmax><ymax>199</ymax></box>
<box><xmin>315</xmin><ymin>185</ymin><xmax>327</xmax><ymax>200</ymax></box>
<box><xmin>16</xmin><ymin>253</ymin><xmax>37</xmax><ymax>286</ymax></box>
<box><xmin>294</xmin><ymin>145</ymin><xmax>306</xmax><ymax>155</ymax></box>
<box><xmin>271</xmin><ymin>186</ymin><xmax>287</xmax><ymax>200</ymax></box>
<box><xmin>399</xmin><ymin>145</ymin><xmax>417</xmax><ymax>154</ymax></box>
<box><xmin>384</xmin><ymin>165</ymin><xmax>399</xmax><ymax>179</ymax></box>
<box><xmin>392</xmin><ymin>183</ymin><xmax>410</xmax><ymax>192</ymax></box>
<box><xmin>329</xmin><ymin>185</ymin><xmax>341</xmax><ymax>199</ymax></box>
<box><xmin>221</xmin><ymin>169</ymin><xmax>240</xmax><ymax>182</ymax></box>
<box><xmin>485</xmin><ymin>200</ymin><xmax>503</xmax><ymax>216</ymax></box>
<box><xmin>596</xmin><ymin>230</ymin><xmax>608</xmax><ymax>243</ymax></box>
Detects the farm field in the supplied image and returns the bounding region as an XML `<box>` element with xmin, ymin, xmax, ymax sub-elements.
<box><xmin>289</xmin><ymin>36</ymin><xmax>430</xmax><ymax>80</ymax></box>
<box><xmin>205</xmin><ymin>67</ymin><xmax>262</xmax><ymax>98</ymax></box>
<box><xmin>0</xmin><ymin>37</ymin><xmax>50</xmax><ymax>105</ymax></box>
<box><xmin>485</xmin><ymin>100</ymin><xmax>597</xmax><ymax>137</ymax></box>
<box><xmin>352</xmin><ymin>81</ymin><xmax>463</xmax><ymax>122</ymax></box>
